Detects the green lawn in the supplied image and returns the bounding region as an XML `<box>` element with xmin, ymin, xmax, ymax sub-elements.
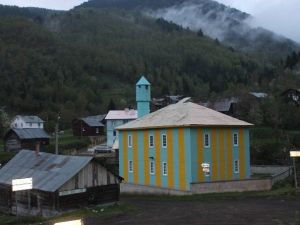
<box><xmin>47</xmin><ymin>129</ymin><xmax>90</xmax><ymax>154</ymax></box>
<box><xmin>0</xmin><ymin>151</ymin><xmax>16</xmax><ymax>165</ymax></box>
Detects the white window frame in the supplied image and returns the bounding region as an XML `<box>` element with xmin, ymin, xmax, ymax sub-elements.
<box><xmin>150</xmin><ymin>160</ymin><xmax>155</xmax><ymax>175</ymax></box>
<box><xmin>162</xmin><ymin>134</ymin><xmax>167</xmax><ymax>148</ymax></box>
<box><xmin>204</xmin><ymin>133</ymin><xmax>210</xmax><ymax>148</ymax></box>
<box><xmin>162</xmin><ymin>162</ymin><xmax>168</xmax><ymax>176</ymax></box>
<box><xmin>234</xmin><ymin>160</ymin><xmax>239</xmax><ymax>174</ymax></box>
<box><xmin>96</xmin><ymin>127</ymin><xmax>99</xmax><ymax>134</ymax></box>
<box><xmin>128</xmin><ymin>160</ymin><xmax>133</xmax><ymax>173</ymax></box>
<box><xmin>149</xmin><ymin>135</ymin><xmax>154</xmax><ymax>148</ymax></box>
<box><xmin>128</xmin><ymin>135</ymin><xmax>132</xmax><ymax>148</ymax></box>
<box><xmin>233</xmin><ymin>132</ymin><xmax>239</xmax><ymax>147</ymax></box>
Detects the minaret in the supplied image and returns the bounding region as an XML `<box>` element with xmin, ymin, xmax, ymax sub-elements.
<box><xmin>136</xmin><ymin>75</ymin><xmax>151</xmax><ymax>118</ymax></box>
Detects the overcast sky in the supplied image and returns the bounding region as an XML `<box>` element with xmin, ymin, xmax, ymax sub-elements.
<box><xmin>215</xmin><ymin>0</ymin><xmax>300</xmax><ymax>43</ymax></box>
<box><xmin>0</xmin><ymin>0</ymin><xmax>299</xmax><ymax>42</ymax></box>
<box><xmin>0</xmin><ymin>0</ymin><xmax>87</xmax><ymax>10</ymax></box>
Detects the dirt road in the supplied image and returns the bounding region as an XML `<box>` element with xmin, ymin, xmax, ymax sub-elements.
<box><xmin>82</xmin><ymin>197</ymin><xmax>300</xmax><ymax>225</ymax></box>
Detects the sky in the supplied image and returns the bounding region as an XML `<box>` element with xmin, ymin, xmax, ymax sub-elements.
<box><xmin>215</xmin><ymin>0</ymin><xmax>300</xmax><ymax>43</ymax></box>
<box><xmin>0</xmin><ymin>0</ymin><xmax>87</xmax><ymax>10</ymax></box>
<box><xmin>0</xmin><ymin>0</ymin><xmax>299</xmax><ymax>42</ymax></box>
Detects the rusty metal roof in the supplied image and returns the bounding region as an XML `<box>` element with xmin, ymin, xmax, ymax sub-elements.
<box><xmin>0</xmin><ymin>150</ymin><xmax>93</xmax><ymax>192</ymax></box>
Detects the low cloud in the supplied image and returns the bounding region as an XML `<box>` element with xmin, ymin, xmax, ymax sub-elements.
<box><xmin>215</xmin><ymin>0</ymin><xmax>300</xmax><ymax>43</ymax></box>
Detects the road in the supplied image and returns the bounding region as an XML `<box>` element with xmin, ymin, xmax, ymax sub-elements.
<box><xmin>82</xmin><ymin>196</ymin><xmax>300</xmax><ymax>225</ymax></box>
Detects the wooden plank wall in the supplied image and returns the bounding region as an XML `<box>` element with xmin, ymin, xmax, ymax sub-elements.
<box><xmin>59</xmin><ymin>162</ymin><xmax>119</xmax><ymax>191</ymax></box>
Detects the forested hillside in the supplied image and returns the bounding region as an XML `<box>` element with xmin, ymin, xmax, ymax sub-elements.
<box><xmin>0</xmin><ymin>4</ymin><xmax>299</xmax><ymax>132</ymax></box>
<box><xmin>79</xmin><ymin>0</ymin><xmax>300</xmax><ymax>61</ymax></box>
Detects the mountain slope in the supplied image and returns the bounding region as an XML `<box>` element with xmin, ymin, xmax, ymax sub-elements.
<box><xmin>79</xmin><ymin>0</ymin><xmax>300</xmax><ymax>61</ymax></box>
<box><xmin>0</xmin><ymin>6</ymin><xmax>268</xmax><ymax>125</ymax></box>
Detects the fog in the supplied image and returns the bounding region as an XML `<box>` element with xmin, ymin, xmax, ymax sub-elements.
<box><xmin>215</xmin><ymin>0</ymin><xmax>300</xmax><ymax>43</ymax></box>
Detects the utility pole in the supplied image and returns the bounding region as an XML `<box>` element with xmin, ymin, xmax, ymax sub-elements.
<box><xmin>55</xmin><ymin>114</ymin><xmax>60</xmax><ymax>155</ymax></box>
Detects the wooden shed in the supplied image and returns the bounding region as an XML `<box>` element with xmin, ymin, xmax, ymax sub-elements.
<box><xmin>72</xmin><ymin>115</ymin><xmax>106</xmax><ymax>137</ymax></box>
<box><xmin>0</xmin><ymin>150</ymin><xmax>121</xmax><ymax>217</ymax></box>
<box><xmin>4</xmin><ymin>128</ymin><xmax>50</xmax><ymax>152</ymax></box>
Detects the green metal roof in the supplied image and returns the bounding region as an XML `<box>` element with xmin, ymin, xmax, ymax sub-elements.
<box><xmin>136</xmin><ymin>76</ymin><xmax>150</xmax><ymax>86</ymax></box>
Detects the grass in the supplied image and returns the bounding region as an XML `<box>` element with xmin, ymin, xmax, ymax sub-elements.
<box><xmin>0</xmin><ymin>203</ymin><xmax>133</xmax><ymax>225</ymax></box>
<box><xmin>47</xmin><ymin>129</ymin><xmax>90</xmax><ymax>153</ymax></box>
<box><xmin>0</xmin><ymin>151</ymin><xmax>16</xmax><ymax>165</ymax></box>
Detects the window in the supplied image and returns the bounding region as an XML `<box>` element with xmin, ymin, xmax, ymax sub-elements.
<box><xmin>128</xmin><ymin>135</ymin><xmax>132</xmax><ymax>147</ymax></box>
<box><xmin>96</xmin><ymin>128</ymin><xmax>99</xmax><ymax>134</ymax></box>
<box><xmin>162</xmin><ymin>134</ymin><xmax>167</xmax><ymax>148</ymax></box>
<box><xmin>29</xmin><ymin>123</ymin><xmax>32</xmax><ymax>127</ymax></box>
<box><xmin>150</xmin><ymin>160</ymin><xmax>155</xmax><ymax>175</ymax></box>
<box><xmin>234</xmin><ymin>160</ymin><xmax>239</xmax><ymax>173</ymax></box>
<box><xmin>233</xmin><ymin>132</ymin><xmax>238</xmax><ymax>146</ymax></box>
<box><xmin>204</xmin><ymin>133</ymin><xmax>210</xmax><ymax>148</ymax></box>
<box><xmin>149</xmin><ymin>135</ymin><xmax>154</xmax><ymax>148</ymax></box>
<box><xmin>38</xmin><ymin>123</ymin><xmax>41</xmax><ymax>128</ymax></box>
<box><xmin>128</xmin><ymin>160</ymin><xmax>133</xmax><ymax>173</ymax></box>
<box><xmin>113</xmin><ymin>130</ymin><xmax>117</xmax><ymax>137</ymax></box>
<box><xmin>162</xmin><ymin>162</ymin><xmax>167</xmax><ymax>176</ymax></box>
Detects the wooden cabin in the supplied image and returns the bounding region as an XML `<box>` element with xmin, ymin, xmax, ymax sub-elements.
<box><xmin>0</xmin><ymin>150</ymin><xmax>122</xmax><ymax>217</ymax></box>
<box><xmin>4</xmin><ymin>128</ymin><xmax>50</xmax><ymax>152</ymax></box>
<box><xmin>72</xmin><ymin>115</ymin><xmax>106</xmax><ymax>137</ymax></box>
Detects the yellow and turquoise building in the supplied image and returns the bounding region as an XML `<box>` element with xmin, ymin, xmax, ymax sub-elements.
<box><xmin>117</xmin><ymin>76</ymin><xmax>253</xmax><ymax>192</ymax></box>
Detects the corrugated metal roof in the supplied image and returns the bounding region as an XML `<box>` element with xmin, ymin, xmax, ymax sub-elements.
<box><xmin>12</xmin><ymin>128</ymin><xmax>50</xmax><ymax>139</ymax></box>
<box><xmin>105</xmin><ymin>110</ymin><xmax>137</xmax><ymax>120</ymax></box>
<box><xmin>19</xmin><ymin>115</ymin><xmax>44</xmax><ymax>123</ymax></box>
<box><xmin>0</xmin><ymin>150</ymin><xmax>93</xmax><ymax>192</ymax></box>
<box><xmin>81</xmin><ymin>115</ymin><xmax>106</xmax><ymax>127</ymax></box>
<box><xmin>117</xmin><ymin>98</ymin><xmax>253</xmax><ymax>130</ymax></box>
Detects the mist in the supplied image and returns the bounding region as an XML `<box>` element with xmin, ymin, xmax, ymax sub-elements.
<box><xmin>215</xmin><ymin>0</ymin><xmax>300</xmax><ymax>43</ymax></box>
<box><xmin>148</xmin><ymin>1</ymin><xmax>254</xmax><ymax>42</ymax></box>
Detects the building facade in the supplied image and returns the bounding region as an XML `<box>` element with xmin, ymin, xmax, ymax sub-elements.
<box><xmin>11</xmin><ymin>115</ymin><xmax>44</xmax><ymax>129</ymax></box>
<box><xmin>72</xmin><ymin>115</ymin><xmax>106</xmax><ymax>137</ymax></box>
<box><xmin>117</xmin><ymin>97</ymin><xmax>252</xmax><ymax>192</ymax></box>
<box><xmin>105</xmin><ymin>110</ymin><xmax>137</xmax><ymax>147</ymax></box>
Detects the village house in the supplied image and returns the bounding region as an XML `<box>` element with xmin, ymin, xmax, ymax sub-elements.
<box><xmin>116</xmin><ymin>76</ymin><xmax>256</xmax><ymax>194</ymax></box>
<box><xmin>11</xmin><ymin>115</ymin><xmax>44</xmax><ymax>129</ymax></box>
<box><xmin>105</xmin><ymin>109</ymin><xmax>137</xmax><ymax>148</ymax></box>
<box><xmin>0</xmin><ymin>150</ymin><xmax>121</xmax><ymax>217</ymax></box>
<box><xmin>199</xmin><ymin>98</ymin><xmax>238</xmax><ymax>116</ymax></box>
<box><xmin>4</xmin><ymin>128</ymin><xmax>50</xmax><ymax>152</ymax></box>
<box><xmin>72</xmin><ymin>114</ymin><xmax>106</xmax><ymax>137</ymax></box>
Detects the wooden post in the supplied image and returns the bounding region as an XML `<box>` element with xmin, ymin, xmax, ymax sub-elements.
<box><xmin>28</xmin><ymin>190</ymin><xmax>31</xmax><ymax>214</ymax></box>
<box><xmin>293</xmin><ymin>157</ymin><xmax>298</xmax><ymax>189</ymax></box>
<box><xmin>15</xmin><ymin>192</ymin><xmax>18</xmax><ymax>217</ymax></box>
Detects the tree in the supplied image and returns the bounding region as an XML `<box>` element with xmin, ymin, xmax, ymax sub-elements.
<box><xmin>107</xmin><ymin>99</ymin><xmax>116</xmax><ymax>111</ymax></box>
<box><xmin>0</xmin><ymin>108</ymin><xmax>10</xmax><ymax>138</ymax></box>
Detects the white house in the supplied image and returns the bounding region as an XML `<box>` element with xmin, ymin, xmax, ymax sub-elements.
<box><xmin>11</xmin><ymin>115</ymin><xmax>44</xmax><ymax>129</ymax></box>
<box><xmin>105</xmin><ymin>109</ymin><xmax>137</xmax><ymax>147</ymax></box>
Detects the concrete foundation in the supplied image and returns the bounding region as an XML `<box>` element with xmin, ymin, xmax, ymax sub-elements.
<box><xmin>121</xmin><ymin>183</ymin><xmax>192</xmax><ymax>196</ymax></box>
<box><xmin>121</xmin><ymin>178</ymin><xmax>273</xmax><ymax>195</ymax></box>
<box><xmin>191</xmin><ymin>178</ymin><xmax>272</xmax><ymax>194</ymax></box>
